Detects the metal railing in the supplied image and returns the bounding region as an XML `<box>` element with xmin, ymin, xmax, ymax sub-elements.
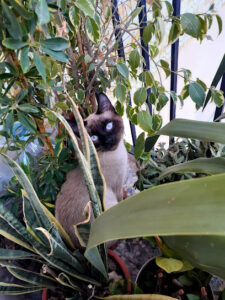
<box><xmin>111</xmin><ymin>0</ymin><xmax>225</xmax><ymax>145</ymax></box>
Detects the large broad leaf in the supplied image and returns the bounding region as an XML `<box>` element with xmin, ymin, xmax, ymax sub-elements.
<box><xmin>85</xmin><ymin>17</ymin><xmax>100</xmax><ymax>44</ymax></box>
<box><xmin>10</xmin><ymin>0</ymin><xmax>33</xmax><ymax>20</ymax></box>
<box><xmin>2</xmin><ymin>38</ymin><xmax>27</xmax><ymax>50</ymax></box>
<box><xmin>1</xmin><ymin>0</ymin><xmax>22</xmax><ymax>39</ymax></box>
<box><xmin>35</xmin><ymin>0</ymin><xmax>50</xmax><ymax>26</ymax></box>
<box><xmin>41</xmin><ymin>47</ymin><xmax>68</xmax><ymax>63</ymax></box>
<box><xmin>159</xmin><ymin>157</ymin><xmax>225</xmax><ymax>179</ymax></box>
<box><xmin>189</xmin><ymin>82</ymin><xmax>205</xmax><ymax>107</ymax></box>
<box><xmin>163</xmin><ymin>235</ymin><xmax>225</xmax><ymax>279</ymax></box>
<box><xmin>145</xmin><ymin>118</ymin><xmax>225</xmax><ymax>151</ymax></box>
<box><xmin>203</xmin><ymin>54</ymin><xmax>225</xmax><ymax>109</ymax></box>
<box><xmin>75</xmin><ymin>0</ymin><xmax>95</xmax><ymax>18</ymax></box>
<box><xmin>87</xmin><ymin>173</ymin><xmax>225</xmax><ymax>249</ymax></box>
<box><xmin>180</xmin><ymin>13</ymin><xmax>201</xmax><ymax>38</ymax></box>
<box><xmin>40</xmin><ymin>38</ymin><xmax>69</xmax><ymax>51</ymax></box>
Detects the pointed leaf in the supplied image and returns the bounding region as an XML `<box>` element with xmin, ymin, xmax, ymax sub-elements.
<box><xmin>40</xmin><ymin>38</ymin><xmax>69</xmax><ymax>51</ymax></box>
<box><xmin>189</xmin><ymin>82</ymin><xmax>205</xmax><ymax>107</ymax></box>
<box><xmin>33</xmin><ymin>51</ymin><xmax>46</xmax><ymax>82</ymax></box>
<box><xmin>181</xmin><ymin>13</ymin><xmax>201</xmax><ymax>38</ymax></box>
<box><xmin>75</xmin><ymin>0</ymin><xmax>95</xmax><ymax>18</ymax></box>
<box><xmin>35</xmin><ymin>0</ymin><xmax>50</xmax><ymax>26</ymax></box>
<box><xmin>117</xmin><ymin>63</ymin><xmax>129</xmax><ymax>78</ymax></box>
<box><xmin>86</xmin><ymin>17</ymin><xmax>100</xmax><ymax>44</ymax></box>
<box><xmin>21</xmin><ymin>46</ymin><xmax>30</xmax><ymax>73</ymax></box>
<box><xmin>87</xmin><ymin>173</ymin><xmax>225</xmax><ymax>248</ymax></box>
<box><xmin>159</xmin><ymin>157</ymin><xmax>225</xmax><ymax>180</ymax></box>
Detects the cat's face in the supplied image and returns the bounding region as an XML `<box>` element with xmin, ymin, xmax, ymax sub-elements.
<box><xmin>69</xmin><ymin>93</ymin><xmax>124</xmax><ymax>152</ymax></box>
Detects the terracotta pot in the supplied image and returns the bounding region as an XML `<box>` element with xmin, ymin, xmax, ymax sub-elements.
<box><xmin>42</xmin><ymin>288</ymin><xmax>48</xmax><ymax>300</ymax></box>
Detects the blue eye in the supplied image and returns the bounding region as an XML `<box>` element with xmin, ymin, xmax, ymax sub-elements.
<box><xmin>106</xmin><ymin>122</ymin><xmax>113</xmax><ymax>131</ymax></box>
<box><xmin>91</xmin><ymin>135</ymin><xmax>98</xmax><ymax>142</ymax></box>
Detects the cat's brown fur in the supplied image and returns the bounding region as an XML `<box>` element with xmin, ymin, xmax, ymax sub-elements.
<box><xmin>55</xmin><ymin>93</ymin><xmax>127</xmax><ymax>247</ymax></box>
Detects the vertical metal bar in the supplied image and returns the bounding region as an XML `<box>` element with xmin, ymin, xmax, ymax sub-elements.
<box><xmin>111</xmin><ymin>0</ymin><xmax>137</xmax><ymax>145</ymax></box>
<box><xmin>170</xmin><ymin>0</ymin><xmax>181</xmax><ymax>121</ymax></box>
<box><xmin>214</xmin><ymin>74</ymin><xmax>225</xmax><ymax>121</ymax></box>
<box><xmin>138</xmin><ymin>0</ymin><xmax>152</xmax><ymax>115</ymax></box>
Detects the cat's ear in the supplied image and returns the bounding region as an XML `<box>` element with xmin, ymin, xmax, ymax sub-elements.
<box><xmin>67</xmin><ymin>118</ymin><xmax>80</xmax><ymax>137</ymax></box>
<box><xmin>96</xmin><ymin>93</ymin><xmax>116</xmax><ymax>114</ymax></box>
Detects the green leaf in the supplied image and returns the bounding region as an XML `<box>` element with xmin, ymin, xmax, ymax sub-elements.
<box><xmin>156</xmin><ymin>257</ymin><xmax>183</xmax><ymax>273</ymax></box>
<box><xmin>55</xmin><ymin>102</ymin><xmax>69</xmax><ymax>110</ymax></box>
<box><xmin>165</xmin><ymin>1</ymin><xmax>173</xmax><ymax>17</ymax></box>
<box><xmin>10</xmin><ymin>0</ymin><xmax>33</xmax><ymax>20</ymax></box>
<box><xmin>117</xmin><ymin>63</ymin><xmax>129</xmax><ymax>78</ymax></box>
<box><xmin>6</xmin><ymin>264</ymin><xmax>58</xmax><ymax>288</ymax></box>
<box><xmin>142</xmin><ymin>23</ymin><xmax>154</xmax><ymax>46</ymax></box>
<box><xmin>41</xmin><ymin>48</ymin><xmax>68</xmax><ymax>63</ymax></box>
<box><xmin>134</xmin><ymin>87</ymin><xmax>147</xmax><ymax>106</ymax></box>
<box><xmin>145</xmin><ymin>71</ymin><xmax>154</xmax><ymax>88</ymax></box>
<box><xmin>5</xmin><ymin>111</ymin><xmax>14</xmax><ymax>133</ymax></box>
<box><xmin>33</xmin><ymin>51</ymin><xmax>46</xmax><ymax>82</ymax></box>
<box><xmin>2</xmin><ymin>38</ymin><xmax>27</xmax><ymax>50</ymax></box>
<box><xmin>40</xmin><ymin>38</ymin><xmax>69</xmax><ymax>51</ymax></box>
<box><xmin>115</xmin><ymin>101</ymin><xmax>124</xmax><ymax>116</ymax></box>
<box><xmin>0</xmin><ymin>248</ymin><xmax>36</xmax><ymax>260</ymax></box>
<box><xmin>134</xmin><ymin>132</ymin><xmax>145</xmax><ymax>160</ymax></box>
<box><xmin>0</xmin><ymin>73</ymin><xmax>14</xmax><ymax>80</ymax></box>
<box><xmin>2</xmin><ymin>0</ymin><xmax>22</xmax><ymax>39</ymax></box>
<box><xmin>168</xmin><ymin>22</ymin><xmax>181</xmax><ymax>44</ymax></box>
<box><xmin>137</xmin><ymin>110</ymin><xmax>152</xmax><ymax>134</ymax></box>
<box><xmin>115</xmin><ymin>84</ymin><xmax>126</xmax><ymax>102</ymax></box>
<box><xmin>189</xmin><ymin>82</ymin><xmax>205</xmax><ymax>107</ymax></box>
<box><xmin>203</xmin><ymin>54</ymin><xmax>225</xmax><ymax>109</ymax></box>
<box><xmin>105</xmin><ymin>296</ymin><xmax>178</xmax><ymax>300</ymax></box>
<box><xmin>152</xmin><ymin>114</ymin><xmax>162</xmax><ymax>131</ymax></box>
<box><xmin>159</xmin><ymin>157</ymin><xmax>225</xmax><ymax>180</ymax></box>
<box><xmin>0</xmin><ymin>284</ymin><xmax>42</xmax><ymax>295</ymax></box>
<box><xmin>164</xmin><ymin>235</ymin><xmax>225</xmax><ymax>280</ymax></box>
<box><xmin>129</xmin><ymin>50</ymin><xmax>140</xmax><ymax>69</ymax></box>
<box><xmin>35</xmin><ymin>0</ymin><xmax>50</xmax><ymax>26</ymax></box>
<box><xmin>160</xmin><ymin>59</ymin><xmax>170</xmax><ymax>78</ymax></box>
<box><xmin>75</xmin><ymin>0</ymin><xmax>95</xmax><ymax>18</ymax></box>
<box><xmin>17</xmin><ymin>111</ymin><xmax>37</xmax><ymax>133</ymax></box>
<box><xmin>212</xmin><ymin>90</ymin><xmax>224</xmax><ymax>107</ymax></box>
<box><xmin>21</xmin><ymin>46</ymin><xmax>30</xmax><ymax>73</ymax></box>
<box><xmin>87</xmin><ymin>172</ymin><xmax>225</xmax><ymax>248</ymax></box>
<box><xmin>69</xmin><ymin>6</ymin><xmax>80</xmax><ymax>28</ymax></box>
<box><xmin>180</xmin><ymin>84</ymin><xmax>189</xmax><ymax>100</ymax></box>
<box><xmin>181</xmin><ymin>13</ymin><xmax>201</xmax><ymax>38</ymax></box>
<box><xmin>18</xmin><ymin>104</ymin><xmax>39</xmax><ymax>113</ymax></box>
<box><xmin>85</xmin><ymin>17</ymin><xmax>100</xmax><ymax>44</ymax></box>
<box><xmin>216</xmin><ymin>14</ymin><xmax>222</xmax><ymax>35</ymax></box>
<box><xmin>155</xmin><ymin>118</ymin><xmax>225</xmax><ymax>145</ymax></box>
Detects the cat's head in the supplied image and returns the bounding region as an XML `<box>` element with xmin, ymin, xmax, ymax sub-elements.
<box><xmin>69</xmin><ymin>93</ymin><xmax>124</xmax><ymax>152</ymax></box>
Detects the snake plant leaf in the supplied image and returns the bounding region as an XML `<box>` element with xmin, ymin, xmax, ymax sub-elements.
<box><xmin>0</xmin><ymin>248</ymin><xmax>36</xmax><ymax>260</ymax></box>
<box><xmin>87</xmin><ymin>173</ymin><xmax>225</xmax><ymax>249</ymax></box>
<box><xmin>87</xmin><ymin>135</ymin><xmax>106</xmax><ymax>211</ymax></box>
<box><xmin>66</xmin><ymin>93</ymin><xmax>90</xmax><ymax>163</ymax></box>
<box><xmin>159</xmin><ymin>157</ymin><xmax>225</xmax><ymax>180</ymax></box>
<box><xmin>85</xmin><ymin>246</ymin><xmax>108</xmax><ymax>279</ymax></box>
<box><xmin>1</xmin><ymin>153</ymin><xmax>52</xmax><ymax>231</ymax></box>
<box><xmin>50</xmin><ymin>110</ymin><xmax>102</xmax><ymax>218</ymax></box>
<box><xmin>0</xmin><ymin>283</ymin><xmax>42</xmax><ymax>295</ymax></box>
<box><xmin>57</xmin><ymin>273</ymin><xmax>80</xmax><ymax>290</ymax></box>
<box><xmin>1</xmin><ymin>263</ymin><xmax>58</xmax><ymax>288</ymax></box>
<box><xmin>163</xmin><ymin>235</ymin><xmax>225</xmax><ymax>280</ymax></box>
<box><xmin>105</xmin><ymin>295</ymin><xmax>176</xmax><ymax>299</ymax></box>
<box><xmin>0</xmin><ymin>218</ymin><xmax>33</xmax><ymax>251</ymax></box>
<box><xmin>36</xmin><ymin>227</ymin><xmax>84</xmax><ymax>274</ymax></box>
<box><xmin>0</xmin><ymin>201</ymin><xmax>38</xmax><ymax>248</ymax></box>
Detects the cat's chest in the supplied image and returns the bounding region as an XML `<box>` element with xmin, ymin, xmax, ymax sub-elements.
<box><xmin>98</xmin><ymin>141</ymin><xmax>127</xmax><ymax>186</ymax></box>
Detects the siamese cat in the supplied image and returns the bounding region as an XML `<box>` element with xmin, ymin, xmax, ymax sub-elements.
<box><xmin>55</xmin><ymin>93</ymin><xmax>128</xmax><ymax>246</ymax></box>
